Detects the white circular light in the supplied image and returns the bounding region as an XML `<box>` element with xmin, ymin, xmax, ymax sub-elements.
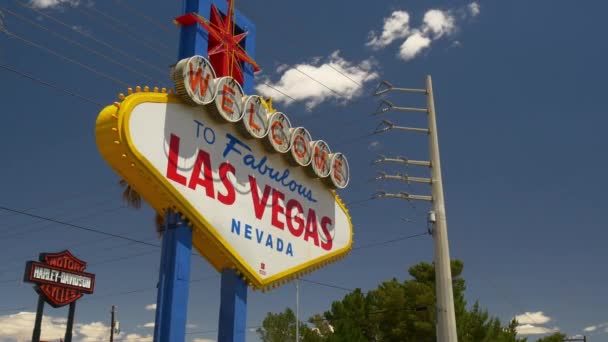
<box><xmin>174</xmin><ymin>55</ymin><xmax>217</xmax><ymax>105</ymax></box>
<box><xmin>241</xmin><ymin>95</ymin><xmax>270</xmax><ymax>138</ymax></box>
<box><xmin>310</xmin><ymin>140</ymin><xmax>331</xmax><ymax>178</ymax></box>
<box><xmin>329</xmin><ymin>153</ymin><xmax>350</xmax><ymax>189</ymax></box>
<box><xmin>289</xmin><ymin>127</ymin><xmax>312</xmax><ymax>167</ymax></box>
<box><xmin>214</xmin><ymin>77</ymin><xmax>245</xmax><ymax>122</ymax></box>
<box><xmin>267</xmin><ymin>112</ymin><xmax>292</xmax><ymax>153</ymax></box>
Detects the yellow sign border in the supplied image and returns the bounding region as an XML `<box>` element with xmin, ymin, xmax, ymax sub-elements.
<box><xmin>95</xmin><ymin>89</ymin><xmax>353</xmax><ymax>290</ymax></box>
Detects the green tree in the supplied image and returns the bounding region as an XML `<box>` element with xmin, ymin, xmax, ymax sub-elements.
<box><xmin>323</xmin><ymin>289</ymin><xmax>376</xmax><ymax>341</ymax></box>
<box><xmin>256</xmin><ymin>308</ymin><xmax>314</xmax><ymax>342</ymax></box>
<box><xmin>259</xmin><ymin>260</ymin><xmax>528</xmax><ymax>342</ymax></box>
<box><xmin>535</xmin><ymin>332</ymin><xmax>567</xmax><ymax>342</ymax></box>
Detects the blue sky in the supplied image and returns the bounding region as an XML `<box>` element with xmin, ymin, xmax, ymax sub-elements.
<box><xmin>0</xmin><ymin>0</ymin><xmax>606</xmax><ymax>341</ymax></box>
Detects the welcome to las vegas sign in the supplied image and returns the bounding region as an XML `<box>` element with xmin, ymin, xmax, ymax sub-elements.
<box><xmin>95</xmin><ymin>56</ymin><xmax>353</xmax><ymax>290</ymax></box>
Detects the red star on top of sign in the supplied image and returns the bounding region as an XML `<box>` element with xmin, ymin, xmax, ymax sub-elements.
<box><xmin>175</xmin><ymin>0</ymin><xmax>260</xmax><ymax>86</ymax></box>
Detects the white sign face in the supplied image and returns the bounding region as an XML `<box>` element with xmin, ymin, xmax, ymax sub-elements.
<box><xmin>311</xmin><ymin>140</ymin><xmax>331</xmax><ymax>178</ymax></box>
<box><xmin>242</xmin><ymin>96</ymin><xmax>269</xmax><ymax>138</ymax></box>
<box><xmin>214</xmin><ymin>77</ymin><xmax>244</xmax><ymax>122</ymax></box>
<box><xmin>290</xmin><ymin>127</ymin><xmax>312</xmax><ymax>167</ymax></box>
<box><xmin>124</xmin><ymin>100</ymin><xmax>352</xmax><ymax>284</ymax></box>
<box><xmin>173</xmin><ymin>56</ymin><xmax>217</xmax><ymax>105</ymax></box>
<box><xmin>329</xmin><ymin>153</ymin><xmax>350</xmax><ymax>189</ymax></box>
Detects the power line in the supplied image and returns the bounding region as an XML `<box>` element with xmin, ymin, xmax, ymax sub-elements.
<box><xmin>352</xmin><ymin>231</ymin><xmax>429</xmax><ymax>250</ymax></box>
<box><xmin>333</xmin><ymin>131</ymin><xmax>379</xmax><ymax>149</ymax></box>
<box><xmin>0</xmin><ymin>205</ymin><xmax>160</xmax><ymax>248</ymax></box>
<box><xmin>85</xmin><ymin>275</ymin><xmax>218</xmax><ymax>302</ymax></box>
<box><xmin>77</xmin><ymin>5</ymin><xmax>174</xmax><ymax>59</ymax></box>
<box><xmin>113</xmin><ymin>0</ymin><xmax>175</xmax><ymax>33</ymax></box>
<box><xmin>15</xmin><ymin>0</ymin><xmax>169</xmax><ymax>76</ymax></box>
<box><xmin>0</xmin><ymin>204</ymin><xmax>126</xmax><ymax>240</ymax></box>
<box><xmin>300</xmin><ymin>278</ymin><xmax>353</xmax><ymax>292</ymax></box>
<box><xmin>254</xmin><ymin>79</ymin><xmax>297</xmax><ymax>102</ymax></box>
<box><xmin>3</xmin><ymin>30</ymin><xmax>129</xmax><ymax>87</ymax></box>
<box><xmin>327</xmin><ymin>64</ymin><xmax>363</xmax><ymax>87</ymax></box>
<box><xmin>2</xmin><ymin>7</ymin><xmax>159</xmax><ymax>83</ymax></box>
<box><xmin>6</xmin><ymin>3</ymin><xmax>371</xmax><ymax>134</ymax></box>
<box><xmin>0</xmin><ymin>63</ymin><xmax>103</xmax><ymax>107</ymax></box>
<box><xmin>0</xmin><ymin>180</ymin><xmax>119</xmax><ymax>222</ymax></box>
<box><xmin>294</xmin><ymin>67</ymin><xmax>347</xmax><ymax>98</ymax></box>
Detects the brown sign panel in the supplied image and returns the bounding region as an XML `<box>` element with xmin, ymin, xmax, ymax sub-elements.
<box><xmin>24</xmin><ymin>250</ymin><xmax>95</xmax><ymax>308</ymax></box>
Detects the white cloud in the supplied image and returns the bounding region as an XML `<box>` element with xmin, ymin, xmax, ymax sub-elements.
<box><xmin>398</xmin><ymin>31</ymin><xmax>431</xmax><ymax>61</ymax></box>
<box><xmin>29</xmin><ymin>0</ymin><xmax>82</xmax><ymax>9</ymax></box>
<box><xmin>119</xmin><ymin>333</ymin><xmax>153</xmax><ymax>342</ymax></box>
<box><xmin>582</xmin><ymin>321</ymin><xmax>608</xmax><ymax>332</ymax></box>
<box><xmin>143</xmin><ymin>322</ymin><xmax>155</xmax><ymax>328</ymax></box>
<box><xmin>192</xmin><ymin>339</ymin><xmax>216</xmax><ymax>342</ymax></box>
<box><xmin>514</xmin><ymin>311</ymin><xmax>552</xmax><ymax>325</ymax></box>
<box><xmin>468</xmin><ymin>2</ymin><xmax>481</xmax><ymax>17</ymax></box>
<box><xmin>145</xmin><ymin>303</ymin><xmax>156</xmax><ymax>311</ymax></box>
<box><xmin>368</xmin><ymin>5</ymin><xmax>478</xmax><ymax>62</ymax></box>
<box><xmin>366</xmin><ymin>11</ymin><xmax>410</xmax><ymax>49</ymax></box>
<box><xmin>516</xmin><ymin>324</ymin><xmax>559</xmax><ymax>335</ymax></box>
<box><xmin>255</xmin><ymin>51</ymin><xmax>379</xmax><ymax>110</ymax></box>
<box><xmin>422</xmin><ymin>9</ymin><xmax>455</xmax><ymax>38</ymax></box>
<box><xmin>0</xmin><ymin>311</ymin><xmax>151</xmax><ymax>342</ymax></box>
<box><xmin>0</xmin><ymin>312</ymin><xmax>66</xmax><ymax>341</ymax></box>
<box><xmin>78</xmin><ymin>322</ymin><xmax>110</xmax><ymax>342</ymax></box>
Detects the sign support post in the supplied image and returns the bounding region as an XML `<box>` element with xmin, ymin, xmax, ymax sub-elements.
<box><xmin>32</xmin><ymin>294</ymin><xmax>44</xmax><ymax>342</ymax></box>
<box><xmin>153</xmin><ymin>210</ymin><xmax>193</xmax><ymax>342</ymax></box>
<box><xmin>151</xmin><ymin>1</ymin><xmax>208</xmax><ymax>340</ymax></box>
<box><xmin>176</xmin><ymin>1</ymin><xmax>257</xmax><ymax>340</ymax></box>
<box><xmin>218</xmin><ymin>269</ymin><xmax>248</xmax><ymax>341</ymax></box>
<box><xmin>65</xmin><ymin>301</ymin><xmax>76</xmax><ymax>342</ymax></box>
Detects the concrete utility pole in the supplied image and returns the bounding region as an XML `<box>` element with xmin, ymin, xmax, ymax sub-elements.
<box><xmin>373</xmin><ymin>77</ymin><xmax>458</xmax><ymax>342</ymax></box>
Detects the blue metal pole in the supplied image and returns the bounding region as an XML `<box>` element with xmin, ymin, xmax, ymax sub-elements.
<box><xmin>179</xmin><ymin>0</ymin><xmax>210</xmax><ymax>59</ymax></box>
<box><xmin>218</xmin><ymin>269</ymin><xmax>248</xmax><ymax>342</ymax></box>
<box><xmin>153</xmin><ymin>210</ymin><xmax>192</xmax><ymax>342</ymax></box>
<box><xmin>152</xmin><ymin>0</ymin><xmax>206</xmax><ymax>340</ymax></box>
<box><xmin>173</xmin><ymin>2</ymin><xmax>257</xmax><ymax>341</ymax></box>
<box><xmin>214</xmin><ymin>2</ymin><xmax>256</xmax><ymax>341</ymax></box>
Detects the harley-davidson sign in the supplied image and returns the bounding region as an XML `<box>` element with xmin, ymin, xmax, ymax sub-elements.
<box><xmin>24</xmin><ymin>250</ymin><xmax>95</xmax><ymax>308</ymax></box>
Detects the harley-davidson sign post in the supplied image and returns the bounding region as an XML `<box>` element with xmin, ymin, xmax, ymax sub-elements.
<box><xmin>95</xmin><ymin>0</ymin><xmax>353</xmax><ymax>341</ymax></box>
<box><xmin>24</xmin><ymin>250</ymin><xmax>95</xmax><ymax>342</ymax></box>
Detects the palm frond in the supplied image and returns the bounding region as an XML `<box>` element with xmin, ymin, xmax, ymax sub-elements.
<box><xmin>119</xmin><ymin>179</ymin><xmax>142</xmax><ymax>209</ymax></box>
